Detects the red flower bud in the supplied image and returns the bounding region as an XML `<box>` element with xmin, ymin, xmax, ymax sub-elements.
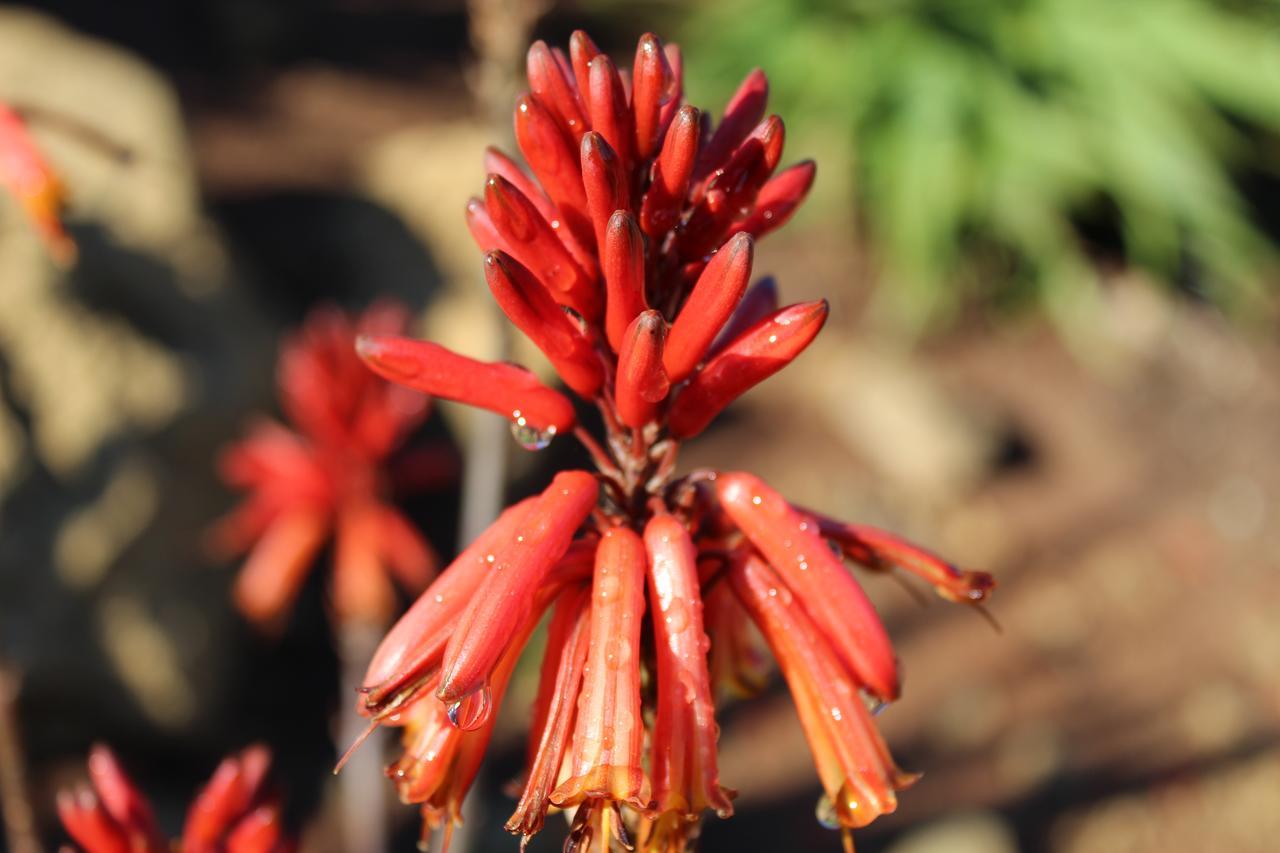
<box><xmin>512</xmin><ymin>95</ymin><xmax>594</xmax><ymax>253</ymax></box>
<box><xmin>356</xmin><ymin>334</ymin><xmax>577</xmax><ymax>436</ymax></box>
<box><xmin>587</xmin><ymin>54</ymin><xmax>634</xmax><ymax>173</ymax></box>
<box><xmin>602</xmin><ymin>211</ymin><xmax>650</xmax><ymax>352</ymax></box>
<box><xmin>483</xmin><ymin>146</ymin><xmax>595</xmax><ymax>275</ymax></box>
<box><xmin>670</xmin><ymin>300</ymin><xmax>828</xmax><ymax>439</ymax></box>
<box><xmin>632</xmin><ymin>33</ymin><xmax>675</xmax><ymax>160</ymax></box>
<box><xmin>526</xmin><ymin>41</ymin><xmax>588</xmax><ymax>142</ymax></box>
<box><xmin>484</xmin><ymin>251</ymin><xmax>603</xmax><ymax>398</ymax></box>
<box><xmin>568</xmin><ymin>30</ymin><xmax>601</xmax><ymax>109</ymax></box>
<box><xmin>464</xmin><ymin>197</ymin><xmax>509</xmax><ymax>256</ymax></box>
<box><xmin>581</xmin><ymin>131</ymin><xmax>631</xmax><ymax>253</ymax></box>
<box><xmin>483</xmin><ymin>174</ymin><xmax>599</xmax><ymax>320</ymax></box>
<box><xmin>716</xmin><ymin>472</ymin><xmax>900</xmax><ymax>702</ymax></box>
<box><xmin>663</xmin><ymin>232</ymin><xmax>754</xmax><ymax>384</ymax></box>
<box><xmin>615</xmin><ymin>310</ymin><xmax>670</xmax><ymax>429</ymax></box>
<box><xmin>639</xmin><ymin>105</ymin><xmax>699</xmax><ymax>241</ymax></box>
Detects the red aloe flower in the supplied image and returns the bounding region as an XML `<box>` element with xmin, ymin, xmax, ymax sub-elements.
<box><xmin>212</xmin><ymin>303</ymin><xmax>452</xmax><ymax>629</ymax></box>
<box><xmin>350</xmin><ymin>30</ymin><xmax>995</xmax><ymax>851</ymax></box>
<box><xmin>0</xmin><ymin>102</ymin><xmax>75</xmax><ymax>263</ymax></box>
<box><xmin>58</xmin><ymin>745</ymin><xmax>294</xmax><ymax>853</ymax></box>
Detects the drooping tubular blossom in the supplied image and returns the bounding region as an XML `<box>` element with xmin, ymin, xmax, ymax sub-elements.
<box><xmin>58</xmin><ymin>744</ymin><xmax>294</xmax><ymax>853</ymax></box>
<box><xmin>212</xmin><ymin>303</ymin><xmax>453</xmax><ymax>630</ymax></box>
<box><xmin>351</xmin><ymin>29</ymin><xmax>995</xmax><ymax>852</ymax></box>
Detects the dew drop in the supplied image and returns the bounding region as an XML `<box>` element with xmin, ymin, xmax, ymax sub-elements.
<box><xmin>662</xmin><ymin>599</ymin><xmax>690</xmax><ymax>634</ymax></box>
<box><xmin>768</xmin><ymin>334</ymin><xmax>778</xmax><ymax>344</ymax></box>
<box><xmin>815</xmin><ymin>793</ymin><xmax>841</xmax><ymax>830</ymax></box>
<box><xmin>604</xmin><ymin>636</ymin><xmax>632</xmax><ymax>669</ymax></box>
<box><xmin>510</xmin><ymin>418</ymin><xmax>556</xmax><ymax>451</ymax></box>
<box><xmin>830</xmin><ymin>705</ymin><xmax>843</xmax><ymax>722</ymax></box>
<box><xmin>751</xmin><ymin>495</ymin><xmax>763</xmax><ymax>506</ymax></box>
<box><xmin>447</xmin><ymin>685</ymin><xmax>492</xmax><ymax>731</ymax></box>
<box><xmin>434</xmin><ymin>593</ymin><xmax>445</xmax><ymax>604</ymax></box>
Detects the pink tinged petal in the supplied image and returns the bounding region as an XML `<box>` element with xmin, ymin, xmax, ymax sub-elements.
<box><xmin>716</xmin><ymin>472</ymin><xmax>900</xmax><ymax>702</ymax></box>
<box><xmin>437</xmin><ymin>470</ymin><xmax>599</xmax><ymax>713</ymax></box>
<box><xmin>224</xmin><ymin>804</ymin><xmax>286</xmax><ymax>853</ymax></box>
<box><xmin>57</xmin><ymin>787</ymin><xmax>131</xmax><ymax>853</ymax></box>
<box><xmin>355</xmin><ymin>334</ymin><xmax>577</xmax><ymax>435</ymax></box>
<box><xmin>86</xmin><ymin>746</ymin><xmax>162</xmax><ymax>846</ymax></box>
<box><xmin>526</xmin><ymin>41</ymin><xmax>589</xmax><ymax>142</ymax></box>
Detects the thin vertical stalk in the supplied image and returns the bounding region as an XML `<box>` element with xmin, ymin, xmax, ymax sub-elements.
<box><xmin>0</xmin><ymin>664</ymin><xmax>41</xmax><ymax>853</ymax></box>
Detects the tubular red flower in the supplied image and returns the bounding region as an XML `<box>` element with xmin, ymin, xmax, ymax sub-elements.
<box><xmin>356</xmin><ymin>334</ymin><xmax>577</xmax><ymax>435</ymax></box>
<box><xmin>808</xmin><ymin>515</ymin><xmax>997</xmax><ymax>604</ymax></box>
<box><xmin>602</xmin><ymin>211</ymin><xmax>651</xmax><ymax>352</ymax></box>
<box><xmin>484</xmin><ymin>250</ymin><xmax>604</xmax><ymax>398</ymax></box>
<box><xmin>670</xmin><ymin>299</ymin><xmax>828</xmax><ymax>439</ymax></box>
<box><xmin>361</xmin><ymin>497</ymin><xmax>537</xmax><ymax>714</ymax></box>
<box><xmin>216</xmin><ymin>305</ymin><xmax>443</xmax><ymax>629</ymax></box>
<box><xmin>703</xmin><ymin>581</ymin><xmax>771</xmax><ymax>698</ymax></box>
<box><xmin>644</xmin><ymin>513</ymin><xmax>733</xmax><ymax>821</ymax></box>
<box><xmin>550</xmin><ymin>527</ymin><xmax>652</xmax><ymax>811</ymax></box>
<box><xmin>483</xmin><ymin>173</ymin><xmax>599</xmax><ymax>319</ymax></box>
<box><xmin>507</xmin><ymin>585</ymin><xmax>592</xmax><ymax>842</ymax></box>
<box><xmin>729</xmin><ymin>553</ymin><xmax>918</xmax><ymax>838</ymax></box>
<box><xmin>484</xmin><ymin>146</ymin><xmax>596</xmax><ymax>274</ymax></box>
<box><xmin>615</xmin><ymin>310</ymin><xmax>671</xmax><ymax>430</ymax></box>
<box><xmin>663</xmin><ymin>232</ymin><xmax>754</xmax><ymax>384</ymax></box>
<box><xmin>716</xmin><ymin>472</ymin><xmax>900</xmax><ymax>702</ymax></box>
<box><xmin>60</xmin><ymin>746</ymin><xmax>292</xmax><ymax>853</ymax></box>
<box><xmin>437</xmin><ymin>470</ymin><xmax>599</xmax><ymax>715</ymax></box>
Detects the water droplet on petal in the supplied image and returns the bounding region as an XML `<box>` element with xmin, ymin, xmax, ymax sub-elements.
<box><xmin>510</xmin><ymin>418</ymin><xmax>556</xmax><ymax>451</ymax></box>
<box><xmin>815</xmin><ymin>793</ymin><xmax>840</xmax><ymax>830</ymax></box>
<box><xmin>447</xmin><ymin>684</ymin><xmax>492</xmax><ymax>731</ymax></box>
<box><xmin>663</xmin><ymin>600</ymin><xmax>690</xmax><ymax>634</ymax></box>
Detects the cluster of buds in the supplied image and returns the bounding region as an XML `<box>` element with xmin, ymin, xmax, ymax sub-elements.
<box><xmin>353</xmin><ymin>30</ymin><xmax>994</xmax><ymax>852</ymax></box>
<box><xmin>0</xmin><ymin>102</ymin><xmax>75</xmax><ymax>263</ymax></box>
<box><xmin>212</xmin><ymin>303</ymin><xmax>453</xmax><ymax>630</ymax></box>
<box><xmin>57</xmin><ymin>744</ymin><xmax>293</xmax><ymax>853</ymax></box>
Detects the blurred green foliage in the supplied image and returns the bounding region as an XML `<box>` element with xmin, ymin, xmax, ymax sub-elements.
<box><xmin>676</xmin><ymin>0</ymin><xmax>1280</xmax><ymax>328</ymax></box>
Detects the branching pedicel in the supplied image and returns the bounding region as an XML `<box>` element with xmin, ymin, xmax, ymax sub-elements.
<box><xmin>354</xmin><ymin>30</ymin><xmax>995</xmax><ymax>852</ymax></box>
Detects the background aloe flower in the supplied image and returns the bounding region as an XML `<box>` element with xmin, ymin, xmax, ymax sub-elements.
<box><xmin>57</xmin><ymin>744</ymin><xmax>293</xmax><ymax>853</ymax></box>
<box><xmin>352</xmin><ymin>29</ymin><xmax>994</xmax><ymax>852</ymax></box>
<box><xmin>211</xmin><ymin>302</ymin><xmax>452</xmax><ymax>630</ymax></box>
<box><xmin>0</xmin><ymin>102</ymin><xmax>75</xmax><ymax>263</ymax></box>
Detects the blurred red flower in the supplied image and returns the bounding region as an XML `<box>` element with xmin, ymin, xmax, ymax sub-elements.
<box><xmin>212</xmin><ymin>303</ymin><xmax>454</xmax><ymax>629</ymax></box>
<box><xmin>0</xmin><ymin>102</ymin><xmax>74</xmax><ymax>264</ymax></box>
<box><xmin>351</xmin><ymin>30</ymin><xmax>995</xmax><ymax>852</ymax></box>
<box><xmin>57</xmin><ymin>744</ymin><xmax>293</xmax><ymax>853</ymax></box>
